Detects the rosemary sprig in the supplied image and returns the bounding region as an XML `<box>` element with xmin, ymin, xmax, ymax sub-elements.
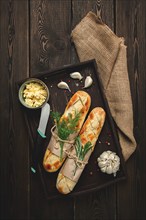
<box><xmin>51</xmin><ymin>111</ymin><xmax>81</xmax><ymax>161</ymax></box>
<box><xmin>75</xmin><ymin>136</ymin><xmax>92</xmax><ymax>160</ymax></box>
<box><xmin>74</xmin><ymin>136</ymin><xmax>92</xmax><ymax>175</ymax></box>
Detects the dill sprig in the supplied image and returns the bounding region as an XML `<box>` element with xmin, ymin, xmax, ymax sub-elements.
<box><xmin>51</xmin><ymin>111</ymin><xmax>81</xmax><ymax>160</ymax></box>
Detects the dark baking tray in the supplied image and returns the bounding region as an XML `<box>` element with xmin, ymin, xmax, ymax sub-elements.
<box><xmin>17</xmin><ymin>59</ymin><xmax>127</xmax><ymax>200</ymax></box>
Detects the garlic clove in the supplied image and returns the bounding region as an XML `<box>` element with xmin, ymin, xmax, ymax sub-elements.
<box><xmin>100</xmin><ymin>151</ymin><xmax>109</xmax><ymax>159</ymax></box>
<box><xmin>113</xmin><ymin>160</ymin><xmax>120</xmax><ymax>171</ymax></box>
<box><xmin>115</xmin><ymin>155</ymin><xmax>120</xmax><ymax>163</ymax></box>
<box><xmin>108</xmin><ymin>153</ymin><xmax>115</xmax><ymax>160</ymax></box>
<box><xmin>70</xmin><ymin>72</ymin><xmax>83</xmax><ymax>80</ymax></box>
<box><xmin>98</xmin><ymin>161</ymin><xmax>107</xmax><ymax>168</ymax></box>
<box><xmin>57</xmin><ymin>81</ymin><xmax>71</xmax><ymax>92</ymax></box>
<box><xmin>106</xmin><ymin>165</ymin><xmax>113</xmax><ymax>174</ymax></box>
<box><xmin>83</xmin><ymin>76</ymin><xmax>93</xmax><ymax>88</ymax></box>
<box><xmin>101</xmin><ymin>167</ymin><xmax>107</xmax><ymax>173</ymax></box>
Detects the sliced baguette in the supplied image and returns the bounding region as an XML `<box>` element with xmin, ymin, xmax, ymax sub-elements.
<box><xmin>43</xmin><ymin>91</ymin><xmax>91</xmax><ymax>172</ymax></box>
<box><xmin>56</xmin><ymin>107</ymin><xmax>106</xmax><ymax>194</ymax></box>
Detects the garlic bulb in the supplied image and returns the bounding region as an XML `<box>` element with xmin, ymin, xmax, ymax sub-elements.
<box><xmin>83</xmin><ymin>76</ymin><xmax>93</xmax><ymax>88</ymax></box>
<box><xmin>70</xmin><ymin>72</ymin><xmax>83</xmax><ymax>80</ymax></box>
<box><xmin>97</xmin><ymin>150</ymin><xmax>120</xmax><ymax>177</ymax></box>
<box><xmin>57</xmin><ymin>81</ymin><xmax>71</xmax><ymax>92</ymax></box>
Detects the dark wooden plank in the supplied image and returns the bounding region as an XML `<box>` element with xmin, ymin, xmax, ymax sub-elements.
<box><xmin>115</xmin><ymin>0</ymin><xmax>146</xmax><ymax>219</ymax></box>
<box><xmin>30</xmin><ymin>0</ymin><xmax>72</xmax><ymax>74</ymax></box>
<box><xmin>71</xmin><ymin>1</ymin><xmax>117</xmax><ymax>220</ymax></box>
<box><xmin>95</xmin><ymin>0</ymin><xmax>115</xmax><ymax>29</ymax></box>
<box><xmin>0</xmin><ymin>0</ymin><xmax>30</xmax><ymax>219</ymax></box>
<box><xmin>71</xmin><ymin>0</ymin><xmax>97</xmax><ymax>64</ymax></box>
<box><xmin>0</xmin><ymin>1</ymin><xmax>145</xmax><ymax>220</ymax></box>
<box><xmin>73</xmin><ymin>186</ymin><xmax>117</xmax><ymax>220</ymax></box>
<box><xmin>29</xmin><ymin>1</ymin><xmax>75</xmax><ymax>220</ymax></box>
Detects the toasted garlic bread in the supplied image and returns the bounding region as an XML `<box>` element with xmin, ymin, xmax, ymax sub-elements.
<box><xmin>56</xmin><ymin>107</ymin><xmax>106</xmax><ymax>194</ymax></box>
<box><xmin>43</xmin><ymin>91</ymin><xmax>91</xmax><ymax>172</ymax></box>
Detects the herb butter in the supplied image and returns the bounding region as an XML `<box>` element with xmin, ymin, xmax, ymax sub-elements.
<box><xmin>23</xmin><ymin>82</ymin><xmax>47</xmax><ymax>107</ymax></box>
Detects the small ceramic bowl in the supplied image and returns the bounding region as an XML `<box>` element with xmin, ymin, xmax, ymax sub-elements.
<box><xmin>18</xmin><ymin>78</ymin><xmax>49</xmax><ymax>109</ymax></box>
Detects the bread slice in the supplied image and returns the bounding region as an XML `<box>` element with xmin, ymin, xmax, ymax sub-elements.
<box><xmin>56</xmin><ymin>107</ymin><xmax>106</xmax><ymax>194</ymax></box>
<box><xmin>43</xmin><ymin>91</ymin><xmax>91</xmax><ymax>172</ymax></box>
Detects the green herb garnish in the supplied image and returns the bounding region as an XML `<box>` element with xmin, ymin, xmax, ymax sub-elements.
<box><xmin>75</xmin><ymin>137</ymin><xmax>92</xmax><ymax>160</ymax></box>
<box><xmin>74</xmin><ymin>136</ymin><xmax>92</xmax><ymax>175</ymax></box>
<box><xmin>51</xmin><ymin>111</ymin><xmax>81</xmax><ymax>161</ymax></box>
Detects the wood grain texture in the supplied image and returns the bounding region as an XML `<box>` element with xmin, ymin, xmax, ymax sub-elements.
<box><xmin>30</xmin><ymin>0</ymin><xmax>72</xmax><ymax>74</ymax></box>
<box><xmin>115</xmin><ymin>0</ymin><xmax>146</xmax><ymax>219</ymax></box>
<box><xmin>71</xmin><ymin>1</ymin><xmax>117</xmax><ymax>220</ymax></box>
<box><xmin>0</xmin><ymin>0</ymin><xmax>30</xmax><ymax>220</ymax></box>
<box><xmin>74</xmin><ymin>186</ymin><xmax>117</xmax><ymax>220</ymax></box>
<box><xmin>0</xmin><ymin>0</ymin><xmax>146</xmax><ymax>219</ymax></box>
<box><xmin>30</xmin><ymin>1</ymin><xmax>74</xmax><ymax>220</ymax></box>
<box><xmin>95</xmin><ymin>0</ymin><xmax>115</xmax><ymax>30</ymax></box>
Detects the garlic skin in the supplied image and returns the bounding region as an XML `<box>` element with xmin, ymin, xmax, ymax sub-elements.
<box><xmin>70</xmin><ymin>72</ymin><xmax>83</xmax><ymax>80</ymax></box>
<box><xmin>97</xmin><ymin>150</ymin><xmax>120</xmax><ymax>177</ymax></box>
<box><xmin>83</xmin><ymin>76</ymin><xmax>93</xmax><ymax>88</ymax></box>
<box><xmin>57</xmin><ymin>81</ymin><xmax>71</xmax><ymax>92</ymax></box>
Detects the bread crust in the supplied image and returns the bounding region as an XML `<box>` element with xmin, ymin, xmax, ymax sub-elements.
<box><xmin>56</xmin><ymin>107</ymin><xmax>106</xmax><ymax>194</ymax></box>
<box><xmin>43</xmin><ymin>91</ymin><xmax>91</xmax><ymax>172</ymax></box>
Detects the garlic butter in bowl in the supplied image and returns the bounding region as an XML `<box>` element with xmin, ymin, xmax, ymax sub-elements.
<box><xmin>19</xmin><ymin>78</ymin><xmax>49</xmax><ymax>109</ymax></box>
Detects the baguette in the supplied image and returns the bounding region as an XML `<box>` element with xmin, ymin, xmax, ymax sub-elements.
<box><xmin>56</xmin><ymin>107</ymin><xmax>106</xmax><ymax>194</ymax></box>
<box><xmin>43</xmin><ymin>91</ymin><xmax>91</xmax><ymax>172</ymax></box>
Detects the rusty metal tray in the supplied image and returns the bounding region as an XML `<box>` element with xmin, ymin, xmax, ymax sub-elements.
<box><xmin>17</xmin><ymin>59</ymin><xmax>126</xmax><ymax>200</ymax></box>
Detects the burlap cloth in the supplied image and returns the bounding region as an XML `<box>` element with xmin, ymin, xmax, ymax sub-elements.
<box><xmin>71</xmin><ymin>11</ymin><xmax>136</xmax><ymax>161</ymax></box>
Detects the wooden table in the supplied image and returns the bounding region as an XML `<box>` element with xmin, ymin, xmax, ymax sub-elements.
<box><xmin>0</xmin><ymin>1</ymin><xmax>146</xmax><ymax>219</ymax></box>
